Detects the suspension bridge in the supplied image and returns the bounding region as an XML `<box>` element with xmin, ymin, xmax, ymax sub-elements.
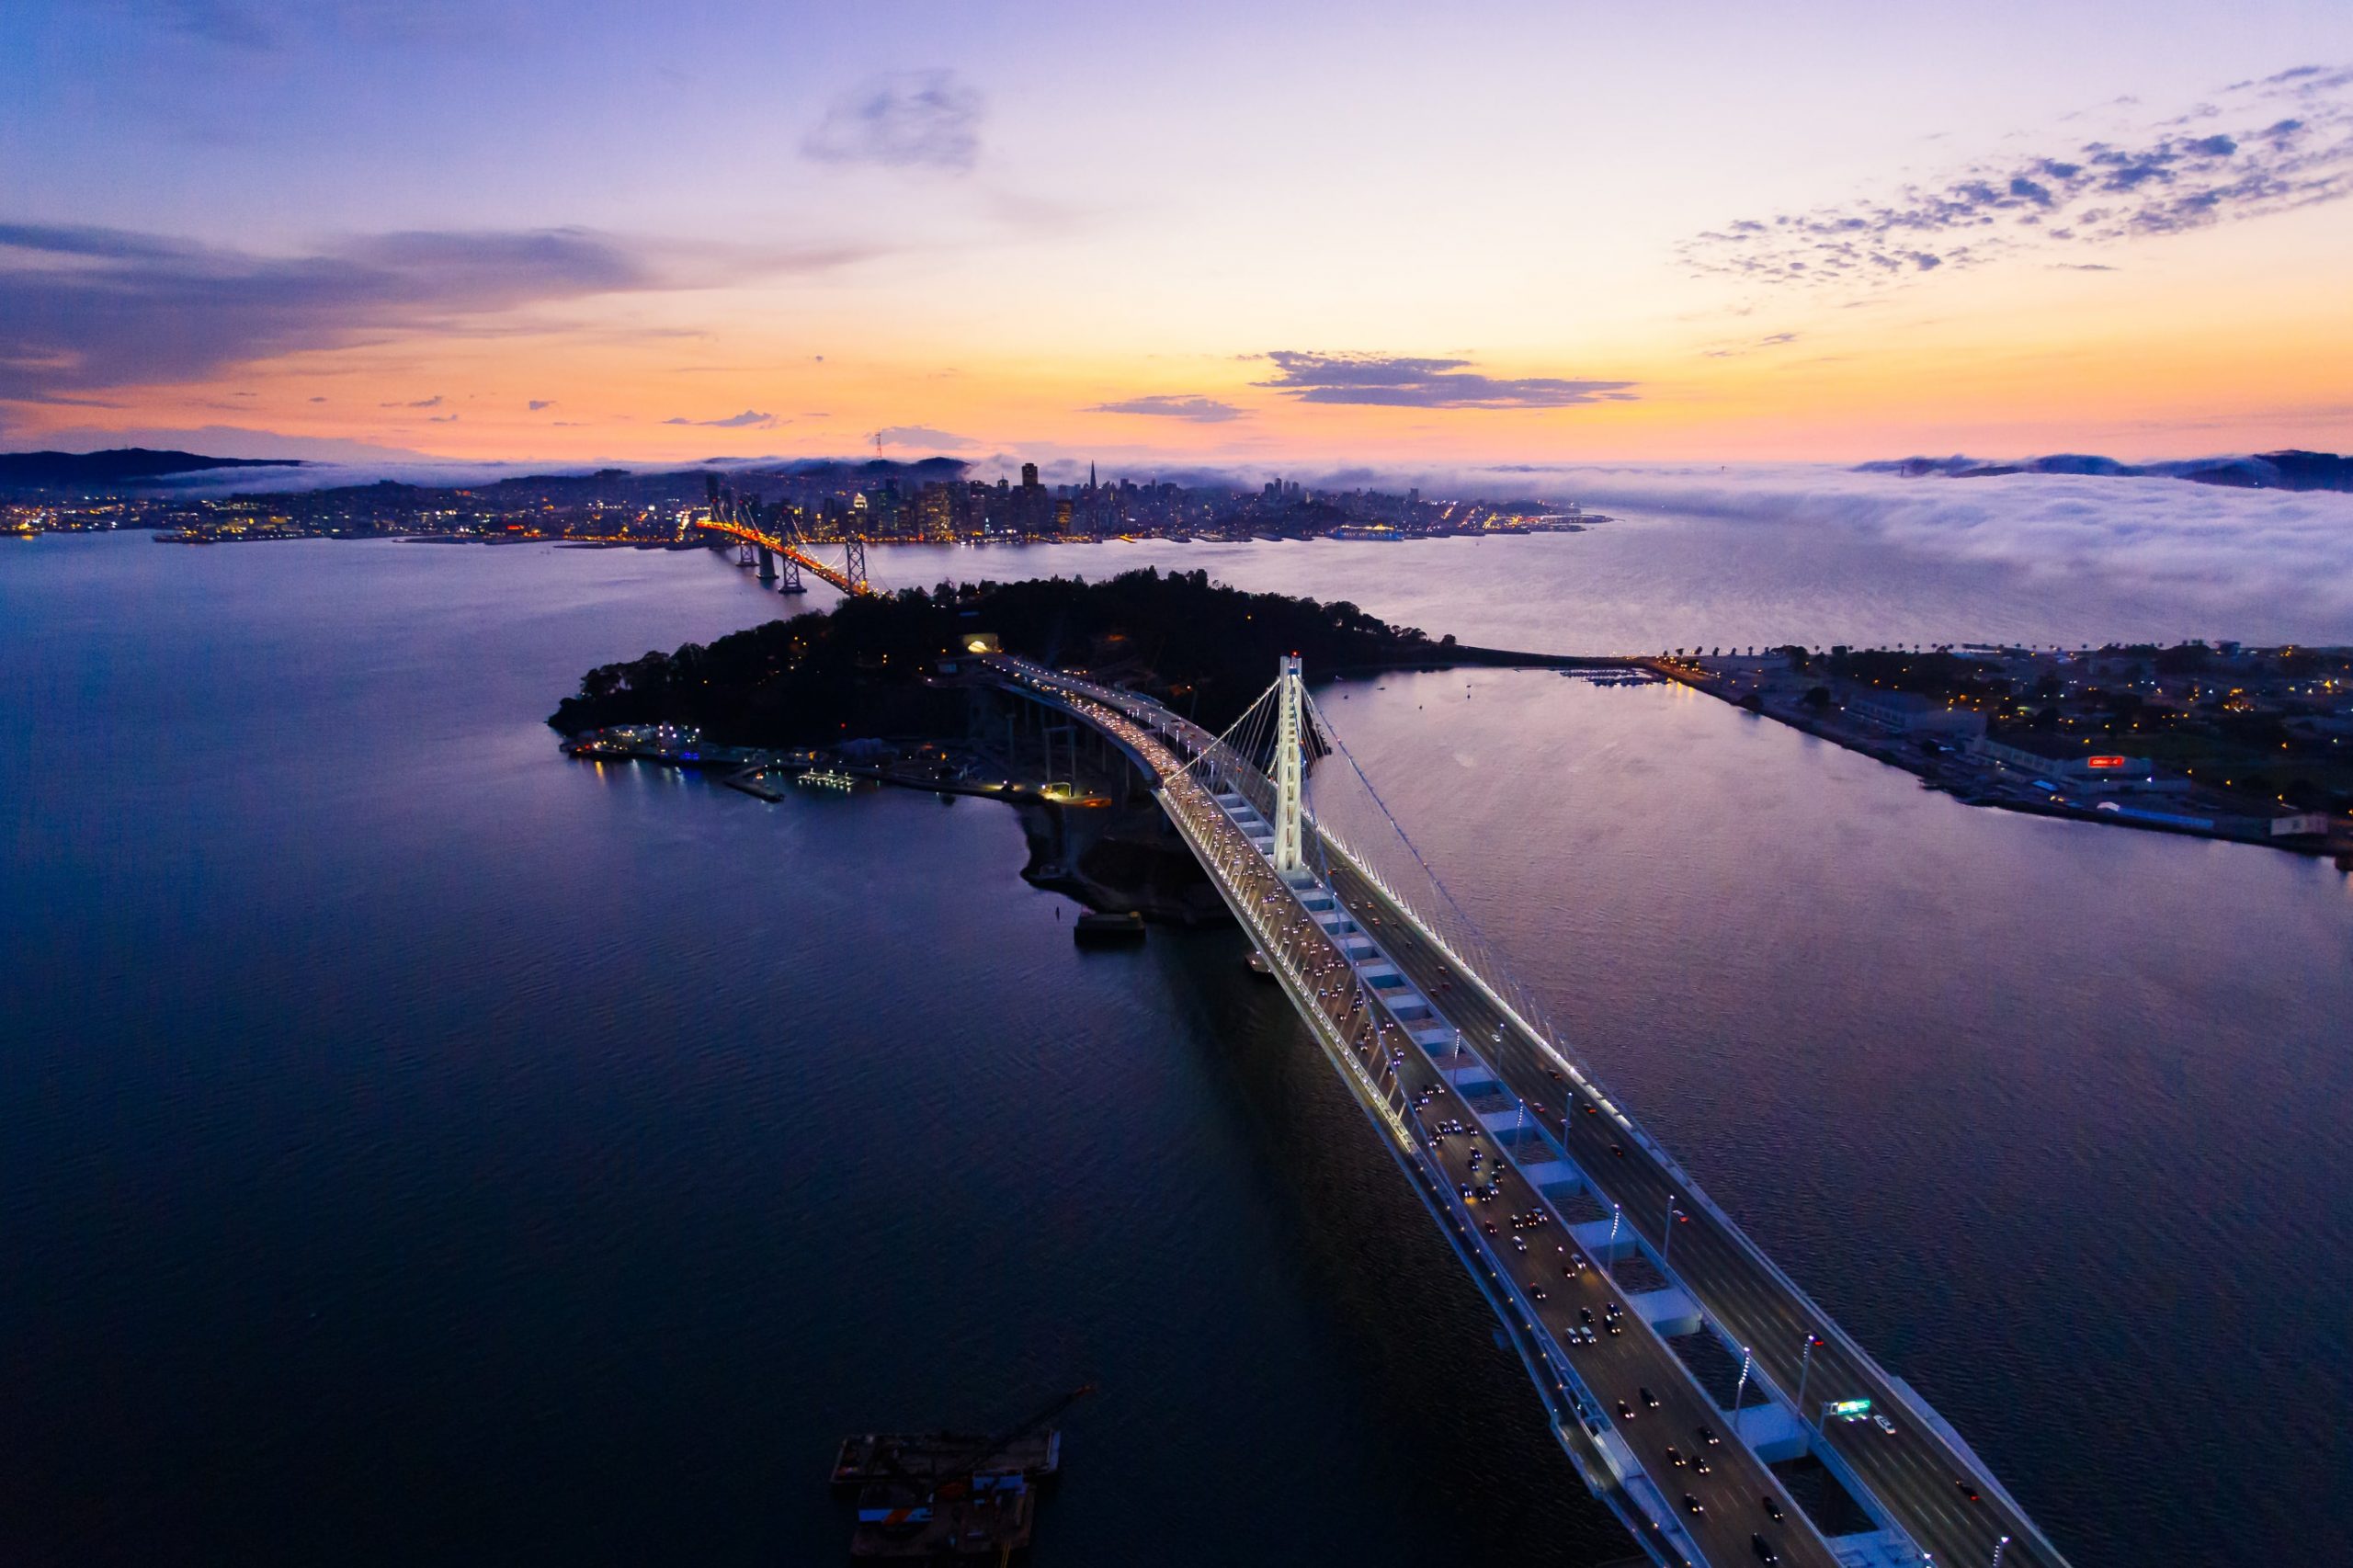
<box><xmin>695</xmin><ymin>477</ymin><xmax>874</xmax><ymax>597</ymax></box>
<box><xmin>986</xmin><ymin>652</ymin><xmax>2066</xmax><ymax>1568</ymax></box>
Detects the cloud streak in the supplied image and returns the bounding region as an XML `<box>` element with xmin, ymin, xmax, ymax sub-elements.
<box><xmin>1084</xmin><ymin>393</ymin><xmax>1246</xmax><ymax>422</ymax></box>
<box><xmin>1682</xmin><ymin>65</ymin><xmax>2353</xmax><ymax>292</ymax></box>
<box><xmin>1704</xmin><ymin>332</ymin><xmax>1800</xmax><ymax>359</ymax></box>
<box><xmin>802</xmin><ymin>71</ymin><xmax>984</xmax><ymax>173</ymax></box>
<box><xmin>1256</xmin><ymin>351</ymin><xmax>1636</xmax><ymax>409</ymax></box>
<box><xmin>664</xmin><ymin>409</ymin><xmax>778</xmax><ymax>428</ymax></box>
<box><xmin>131</xmin><ymin>0</ymin><xmax>495</xmax><ymax>51</ymax></box>
<box><xmin>0</xmin><ymin>222</ymin><xmax>883</xmax><ymax>403</ymax></box>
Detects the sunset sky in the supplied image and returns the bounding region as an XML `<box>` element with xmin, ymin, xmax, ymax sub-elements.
<box><xmin>5</xmin><ymin>1</ymin><xmax>2350</xmax><ymax>472</ymax></box>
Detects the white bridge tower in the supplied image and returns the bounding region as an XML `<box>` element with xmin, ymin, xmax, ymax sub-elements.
<box><xmin>1272</xmin><ymin>654</ymin><xmax>1305</xmax><ymax>872</ymax></box>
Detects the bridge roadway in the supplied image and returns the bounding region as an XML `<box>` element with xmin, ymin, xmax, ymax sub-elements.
<box><xmin>1321</xmin><ymin>856</ymin><xmax>2059</xmax><ymax>1568</ymax></box>
<box><xmin>995</xmin><ymin>660</ymin><xmax>1836</xmax><ymax>1567</ymax></box>
<box><xmin>988</xmin><ymin>658</ymin><xmax>2065</xmax><ymax>1568</ymax></box>
<box><xmin>693</xmin><ymin>516</ymin><xmax>867</xmax><ymax>595</ymax></box>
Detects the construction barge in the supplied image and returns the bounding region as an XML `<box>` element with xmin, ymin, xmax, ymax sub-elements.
<box><xmin>832</xmin><ymin>1429</ymin><xmax>1064</xmax><ymax>1490</ymax></box>
<box><xmin>1071</xmin><ymin>909</ymin><xmax>1145</xmax><ymax>947</ymax></box>
<box><xmin>833</xmin><ymin>1386</ymin><xmax>1092</xmax><ymax>1563</ymax></box>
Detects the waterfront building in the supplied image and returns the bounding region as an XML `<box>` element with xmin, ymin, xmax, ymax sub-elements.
<box><xmin>1974</xmin><ymin>732</ymin><xmax>2151</xmax><ymax>781</ymax></box>
<box><xmin>1847</xmin><ymin>688</ymin><xmax>1988</xmax><ymax>738</ymax></box>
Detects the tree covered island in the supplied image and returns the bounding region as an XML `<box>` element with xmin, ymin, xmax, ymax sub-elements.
<box><xmin>549</xmin><ymin>567</ymin><xmax>1519</xmax><ymax>745</ymax></box>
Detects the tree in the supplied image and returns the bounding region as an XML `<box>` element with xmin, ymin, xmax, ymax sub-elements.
<box><xmin>2154</xmin><ymin>642</ymin><xmax>2211</xmax><ymax>676</ymax></box>
<box><xmin>1801</xmin><ymin>685</ymin><xmax>1832</xmax><ymax>712</ymax></box>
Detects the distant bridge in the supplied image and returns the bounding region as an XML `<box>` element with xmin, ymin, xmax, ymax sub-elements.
<box><xmin>695</xmin><ymin>476</ymin><xmax>874</xmax><ymax>597</ymax></box>
<box><xmin>986</xmin><ymin>653</ymin><xmax>2067</xmax><ymax>1568</ymax></box>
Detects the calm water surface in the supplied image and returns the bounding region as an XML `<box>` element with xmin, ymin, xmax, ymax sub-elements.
<box><xmin>3</xmin><ymin>532</ymin><xmax>2347</xmax><ymax>1567</ymax></box>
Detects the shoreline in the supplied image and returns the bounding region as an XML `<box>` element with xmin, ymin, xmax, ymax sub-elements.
<box><xmin>1651</xmin><ymin>659</ymin><xmax>2353</xmax><ymax>864</ymax></box>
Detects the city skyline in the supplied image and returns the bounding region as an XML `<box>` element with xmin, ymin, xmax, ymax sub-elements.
<box><xmin>4</xmin><ymin>2</ymin><xmax>2350</xmax><ymax>468</ymax></box>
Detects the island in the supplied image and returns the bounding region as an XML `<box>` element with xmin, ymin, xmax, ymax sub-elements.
<box><xmin>549</xmin><ymin>567</ymin><xmax>1602</xmax><ymax>919</ymax></box>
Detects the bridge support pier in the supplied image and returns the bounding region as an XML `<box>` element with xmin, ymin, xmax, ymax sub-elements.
<box><xmin>756</xmin><ymin>543</ymin><xmax>778</xmax><ymax>583</ymax></box>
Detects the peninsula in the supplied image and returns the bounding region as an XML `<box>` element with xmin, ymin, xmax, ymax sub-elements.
<box><xmin>1656</xmin><ymin>642</ymin><xmax>2353</xmax><ymax>858</ymax></box>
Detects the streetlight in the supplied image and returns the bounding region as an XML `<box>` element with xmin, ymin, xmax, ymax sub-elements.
<box><xmin>1662</xmin><ymin>1194</ymin><xmax>1685</xmax><ymax>1276</ymax></box>
<box><xmin>1605</xmin><ymin>1202</ymin><xmax>1622</xmax><ymax>1281</ymax></box>
<box><xmin>1989</xmin><ymin>1539</ymin><xmax>2010</xmax><ymax>1568</ymax></box>
<box><xmin>1733</xmin><ymin>1346</ymin><xmax>1753</xmax><ymax>1439</ymax></box>
<box><xmin>1796</xmin><ymin>1334</ymin><xmax>1822</xmax><ymax>1426</ymax></box>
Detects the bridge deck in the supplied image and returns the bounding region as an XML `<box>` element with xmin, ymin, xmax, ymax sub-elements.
<box><xmin>988</xmin><ymin>656</ymin><xmax>2068</xmax><ymax>1568</ymax></box>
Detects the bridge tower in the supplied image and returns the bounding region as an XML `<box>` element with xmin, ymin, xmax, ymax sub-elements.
<box><xmin>842</xmin><ymin>536</ymin><xmax>870</xmax><ymax>596</ymax></box>
<box><xmin>1272</xmin><ymin>653</ymin><xmax>1305</xmax><ymax>872</ymax></box>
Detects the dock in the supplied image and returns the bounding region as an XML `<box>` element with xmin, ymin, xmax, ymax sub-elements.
<box><xmin>834</xmin><ymin>1386</ymin><xmax>1093</xmax><ymax>1563</ymax></box>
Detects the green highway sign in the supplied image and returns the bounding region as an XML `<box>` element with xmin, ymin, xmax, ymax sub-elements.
<box><xmin>1829</xmin><ymin>1398</ymin><xmax>1873</xmax><ymax>1419</ymax></box>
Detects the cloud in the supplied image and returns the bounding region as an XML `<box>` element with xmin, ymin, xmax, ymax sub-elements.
<box><xmin>1681</xmin><ymin>65</ymin><xmax>2353</xmax><ymax>293</ymax></box>
<box><xmin>381</xmin><ymin>394</ymin><xmax>443</xmax><ymax>408</ymax></box>
<box><xmin>802</xmin><ymin>71</ymin><xmax>984</xmax><ymax>173</ymax></box>
<box><xmin>0</xmin><ymin>221</ymin><xmax>883</xmax><ymax>403</ymax></box>
<box><xmin>1255</xmin><ymin>351</ymin><xmax>1636</xmax><ymax>409</ymax></box>
<box><xmin>663</xmin><ymin>410</ymin><xmax>779</xmax><ymax>428</ymax></box>
<box><xmin>1703</xmin><ymin>332</ymin><xmax>1801</xmax><ymax>359</ymax></box>
<box><xmin>874</xmin><ymin>425</ymin><xmax>977</xmax><ymax>449</ymax></box>
<box><xmin>1084</xmin><ymin>394</ymin><xmax>1247</xmax><ymax>423</ymax></box>
<box><xmin>126</xmin><ymin>0</ymin><xmax>497</xmax><ymax>52</ymax></box>
<box><xmin>129</xmin><ymin>0</ymin><xmax>279</xmax><ymax>49</ymax></box>
<box><xmin>529</xmin><ymin>398</ymin><xmax>554</xmax><ymax>411</ymax></box>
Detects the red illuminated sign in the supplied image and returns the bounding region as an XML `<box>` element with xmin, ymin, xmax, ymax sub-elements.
<box><xmin>2086</xmin><ymin>756</ymin><xmax>2128</xmax><ymax>769</ymax></box>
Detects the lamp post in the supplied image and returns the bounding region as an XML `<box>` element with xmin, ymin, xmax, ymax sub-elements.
<box><xmin>1606</xmin><ymin>1203</ymin><xmax>1622</xmax><ymax>1282</ymax></box>
<box><xmin>1991</xmin><ymin>1538</ymin><xmax>2010</xmax><ymax>1568</ymax></box>
<box><xmin>1796</xmin><ymin>1334</ymin><xmax>1821</xmax><ymax>1427</ymax></box>
<box><xmin>1662</xmin><ymin>1194</ymin><xmax>1684</xmax><ymax>1276</ymax></box>
<box><xmin>1733</xmin><ymin>1346</ymin><xmax>1754</xmax><ymax>1439</ymax></box>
